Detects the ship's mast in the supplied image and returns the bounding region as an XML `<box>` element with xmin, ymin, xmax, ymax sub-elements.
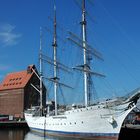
<box><xmin>53</xmin><ymin>5</ymin><xmax>58</xmax><ymax>116</ymax></box>
<box><xmin>81</xmin><ymin>0</ymin><xmax>90</xmax><ymax>107</ymax></box>
<box><xmin>67</xmin><ymin>0</ymin><xmax>103</xmax><ymax>106</ymax></box>
<box><xmin>39</xmin><ymin>27</ymin><xmax>43</xmax><ymax>112</ymax></box>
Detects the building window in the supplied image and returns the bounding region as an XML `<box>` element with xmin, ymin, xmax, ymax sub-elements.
<box><xmin>18</xmin><ymin>77</ymin><xmax>22</xmax><ymax>80</ymax></box>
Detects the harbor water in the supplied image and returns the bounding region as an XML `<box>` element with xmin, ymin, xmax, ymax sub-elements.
<box><xmin>0</xmin><ymin>127</ymin><xmax>140</xmax><ymax>140</ymax></box>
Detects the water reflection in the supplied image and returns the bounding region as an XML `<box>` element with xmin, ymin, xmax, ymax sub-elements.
<box><xmin>0</xmin><ymin>128</ymin><xmax>94</xmax><ymax>140</ymax></box>
<box><xmin>0</xmin><ymin>128</ymin><xmax>28</xmax><ymax>140</ymax></box>
<box><xmin>24</xmin><ymin>131</ymin><xmax>82</xmax><ymax>140</ymax></box>
<box><xmin>24</xmin><ymin>132</ymin><xmax>57</xmax><ymax>140</ymax></box>
<box><xmin>0</xmin><ymin>127</ymin><xmax>139</xmax><ymax>140</ymax></box>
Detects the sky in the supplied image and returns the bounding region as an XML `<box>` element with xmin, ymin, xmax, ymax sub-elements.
<box><xmin>0</xmin><ymin>0</ymin><xmax>140</xmax><ymax>104</ymax></box>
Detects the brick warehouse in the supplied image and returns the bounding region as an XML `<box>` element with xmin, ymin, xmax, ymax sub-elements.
<box><xmin>0</xmin><ymin>65</ymin><xmax>46</xmax><ymax>119</ymax></box>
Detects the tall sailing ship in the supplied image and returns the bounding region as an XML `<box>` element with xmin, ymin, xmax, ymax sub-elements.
<box><xmin>25</xmin><ymin>1</ymin><xmax>140</xmax><ymax>140</ymax></box>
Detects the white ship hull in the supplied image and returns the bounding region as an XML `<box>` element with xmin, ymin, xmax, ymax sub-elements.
<box><xmin>25</xmin><ymin>101</ymin><xmax>135</xmax><ymax>140</ymax></box>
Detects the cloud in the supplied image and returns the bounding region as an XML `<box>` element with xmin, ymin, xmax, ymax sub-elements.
<box><xmin>0</xmin><ymin>23</ymin><xmax>21</xmax><ymax>46</ymax></box>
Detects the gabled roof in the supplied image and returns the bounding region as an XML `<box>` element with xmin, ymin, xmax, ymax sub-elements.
<box><xmin>0</xmin><ymin>65</ymin><xmax>35</xmax><ymax>90</ymax></box>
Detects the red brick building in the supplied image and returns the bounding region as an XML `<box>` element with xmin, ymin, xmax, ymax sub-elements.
<box><xmin>0</xmin><ymin>65</ymin><xmax>46</xmax><ymax>118</ymax></box>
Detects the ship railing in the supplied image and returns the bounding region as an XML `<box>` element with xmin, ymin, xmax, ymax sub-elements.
<box><xmin>25</xmin><ymin>106</ymin><xmax>42</xmax><ymax>116</ymax></box>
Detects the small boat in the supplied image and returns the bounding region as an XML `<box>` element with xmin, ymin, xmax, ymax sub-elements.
<box><xmin>0</xmin><ymin>114</ymin><xmax>9</xmax><ymax>121</ymax></box>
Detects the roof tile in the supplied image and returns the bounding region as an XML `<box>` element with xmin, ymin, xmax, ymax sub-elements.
<box><xmin>0</xmin><ymin>65</ymin><xmax>34</xmax><ymax>90</ymax></box>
